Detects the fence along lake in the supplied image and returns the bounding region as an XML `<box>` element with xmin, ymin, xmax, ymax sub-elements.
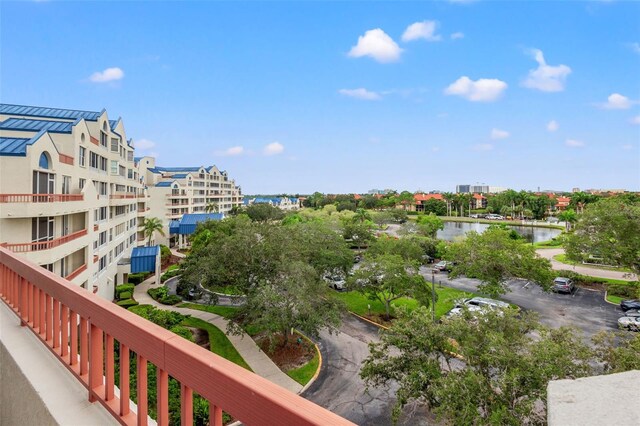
<box><xmin>438</xmin><ymin>221</ymin><xmax>562</xmax><ymax>243</ymax></box>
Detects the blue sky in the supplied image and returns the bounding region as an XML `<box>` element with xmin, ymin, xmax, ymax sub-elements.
<box><xmin>2</xmin><ymin>1</ymin><xmax>639</xmax><ymax>194</ymax></box>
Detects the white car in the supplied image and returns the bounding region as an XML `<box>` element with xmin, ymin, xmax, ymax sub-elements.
<box><xmin>447</xmin><ymin>297</ymin><xmax>510</xmax><ymax>317</ymax></box>
<box><xmin>618</xmin><ymin>316</ymin><xmax>640</xmax><ymax>331</ymax></box>
<box><xmin>486</xmin><ymin>214</ymin><xmax>504</xmax><ymax>220</ymax></box>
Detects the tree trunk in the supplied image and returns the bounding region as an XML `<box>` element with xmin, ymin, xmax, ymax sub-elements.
<box><xmin>385</xmin><ymin>301</ymin><xmax>391</xmax><ymax>321</ymax></box>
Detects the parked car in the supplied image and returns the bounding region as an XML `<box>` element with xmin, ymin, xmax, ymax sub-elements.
<box><xmin>552</xmin><ymin>277</ymin><xmax>575</xmax><ymax>294</ymax></box>
<box><xmin>447</xmin><ymin>297</ymin><xmax>510</xmax><ymax>317</ymax></box>
<box><xmin>432</xmin><ymin>261</ymin><xmax>453</xmax><ymax>273</ymax></box>
<box><xmin>422</xmin><ymin>254</ymin><xmax>434</xmax><ymax>264</ymax></box>
<box><xmin>323</xmin><ymin>273</ymin><xmax>346</xmax><ymax>290</ymax></box>
<box><xmin>188</xmin><ymin>287</ymin><xmax>202</xmax><ymax>300</ymax></box>
<box><xmin>617</xmin><ymin>316</ymin><xmax>640</xmax><ymax>331</ymax></box>
<box><xmin>620</xmin><ymin>309</ymin><xmax>640</xmax><ymax>318</ymax></box>
<box><xmin>620</xmin><ymin>300</ymin><xmax>640</xmax><ymax>311</ymax></box>
<box><xmin>486</xmin><ymin>214</ymin><xmax>505</xmax><ymax>220</ymax></box>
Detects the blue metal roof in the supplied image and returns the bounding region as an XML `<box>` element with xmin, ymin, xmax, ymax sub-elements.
<box><xmin>169</xmin><ymin>220</ymin><xmax>180</xmax><ymax>234</ymax></box>
<box><xmin>155</xmin><ymin>167</ymin><xmax>201</xmax><ymax>172</ymax></box>
<box><xmin>109</xmin><ymin>119</ymin><xmax>119</xmax><ymax>130</ymax></box>
<box><xmin>155</xmin><ymin>181</ymin><xmax>174</xmax><ymax>187</ymax></box>
<box><xmin>131</xmin><ymin>246</ymin><xmax>160</xmax><ymax>274</ymax></box>
<box><xmin>178</xmin><ymin>213</ymin><xmax>224</xmax><ymax>235</ymax></box>
<box><xmin>0</xmin><ymin>103</ymin><xmax>101</xmax><ymax>121</ymax></box>
<box><xmin>0</xmin><ymin>130</ymin><xmax>46</xmax><ymax>156</ymax></box>
<box><xmin>0</xmin><ymin>117</ymin><xmax>75</xmax><ymax>134</ymax></box>
<box><xmin>171</xmin><ymin>173</ymin><xmax>188</xmax><ymax>178</ymax></box>
<box><xmin>147</xmin><ymin>167</ymin><xmax>162</xmax><ymax>174</ymax></box>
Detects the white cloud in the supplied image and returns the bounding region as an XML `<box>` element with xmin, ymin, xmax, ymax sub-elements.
<box><xmin>547</xmin><ymin>120</ymin><xmax>559</xmax><ymax>132</ymax></box>
<box><xmin>444</xmin><ymin>76</ymin><xmax>507</xmax><ymax>102</ymax></box>
<box><xmin>432</xmin><ymin>147</ymin><xmax>441</xmax><ymax>152</ymax></box>
<box><xmin>628</xmin><ymin>42</ymin><xmax>640</xmax><ymax>54</ymax></box>
<box><xmin>522</xmin><ymin>49</ymin><xmax>571</xmax><ymax>92</ymax></box>
<box><xmin>630</xmin><ymin>115</ymin><xmax>640</xmax><ymax>125</ymax></box>
<box><xmin>566</xmin><ymin>139</ymin><xmax>585</xmax><ymax>148</ymax></box>
<box><xmin>622</xmin><ymin>144</ymin><xmax>633</xmax><ymax>150</ymax></box>
<box><xmin>89</xmin><ymin>67</ymin><xmax>124</xmax><ymax>83</ymax></box>
<box><xmin>216</xmin><ymin>146</ymin><xmax>244</xmax><ymax>156</ymax></box>
<box><xmin>263</xmin><ymin>142</ymin><xmax>284</xmax><ymax>156</ymax></box>
<box><xmin>402</xmin><ymin>21</ymin><xmax>441</xmax><ymax>42</ymax></box>
<box><xmin>473</xmin><ymin>143</ymin><xmax>494</xmax><ymax>151</ymax></box>
<box><xmin>450</xmin><ymin>32</ymin><xmax>465</xmax><ymax>40</ymax></box>
<box><xmin>348</xmin><ymin>29</ymin><xmax>403</xmax><ymax>63</ymax></box>
<box><xmin>602</xmin><ymin>93</ymin><xmax>633</xmax><ymax>109</ymax></box>
<box><xmin>338</xmin><ymin>88</ymin><xmax>381</xmax><ymax>100</ymax></box>
<box><xmin>135</xmin><ymin>138</ymin><xmax>155</xmax><ymax>150</ymax></box>
<box><xmin>490</xmin><ymin>128</ymin><xmax>510</xmax><ymax>139</ymax></box>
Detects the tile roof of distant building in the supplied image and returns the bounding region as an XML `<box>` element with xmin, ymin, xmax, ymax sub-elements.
<box><xmin>414</xmin><ymin>193</ymin><xmax>444</xmax><ymax>202</ymax></box>
<box><xmin>0</xmin><ymin>117</ymin><xmax>76</xmax><ymax>134</ymax></box>
<box><xmin>473</xmin><ymin>193</ymin><xmax>486</xmax><ymax>199</ymax></box>
<box><xmin>0</xmin><ymin>103</ymin><xmax>102</xmax><ymax>121</ymax></box>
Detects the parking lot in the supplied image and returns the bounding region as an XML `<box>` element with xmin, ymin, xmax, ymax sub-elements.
<box><xmin>425</xmin><ymin>271</ymin><xmax>624</xmax><ymax>339</ymax></box>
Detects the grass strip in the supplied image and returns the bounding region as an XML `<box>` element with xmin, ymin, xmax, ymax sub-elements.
<box><xmin>181</xmin><ymin>316</ymin><xmax>252</xmax><ymax>372</ymax></box>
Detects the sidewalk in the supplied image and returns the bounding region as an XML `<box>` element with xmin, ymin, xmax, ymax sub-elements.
<box><xmin>133</xmin><ymin>277</ymin><xmax>303</xmax><ymax>394</ymax></box>
<box><xmin>536</xmin><ymin>248</ymin><xmax>637</xmax><ymax>281</ymax></box>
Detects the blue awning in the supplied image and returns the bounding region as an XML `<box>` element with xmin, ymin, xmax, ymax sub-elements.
<box><xmin>178</xmin><ymin>213</ymin><xmax>223</xmax><ymax>235</ymax></box>
<box><xmin>169</xmin><ymin>220</ymin><xmax>180</xmax><ymax>234</ymax></box>
<box><xmin>131</xmin><ymin>246</ymin><xmax>159</xmax><ymax>273</ymax></box>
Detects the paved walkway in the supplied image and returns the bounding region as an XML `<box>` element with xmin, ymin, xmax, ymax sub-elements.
<box><xmin>536</xmin><ymin>248</ymin><xmax>637</xmax><ymax>281</ymax></box>
<box><xmin>133</xmin><ymin>277</ymin><xmax>303</xmax><ymax>394</ymax></box>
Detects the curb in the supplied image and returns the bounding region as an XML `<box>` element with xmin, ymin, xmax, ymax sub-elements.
<box><xmin>603</xmin><ymin>291</ymin><xmax>619</xmax><ymax>306</ymax></box>
<box><xmin>298</xmin><ymin>333</ymin><xmax>323</xmax><ymax>394</ymax></box>
<box><xmin>349</xmin><ymin>311</ymin><xmax>389</xmax><ymax>330</ymax></box>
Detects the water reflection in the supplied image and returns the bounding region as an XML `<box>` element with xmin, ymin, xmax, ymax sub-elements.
<box><xmin>437</xmin><ymin>221</ymin><xmax>562</xmax><ymax>243</ymax></box>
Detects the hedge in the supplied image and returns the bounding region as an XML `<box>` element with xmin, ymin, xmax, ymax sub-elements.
<box><xmin>116</xmin><ymin>299</ymin><xmax>139</xmax><ymax>308</ymax></box>
<box><xmin>116</xmin><ymin>284</ymin><xmax>135</xmax><ymax>299</ymax></box>
<box><xmin>607</xmin><ymin>282</ymin><xmax>640</xmax><ymax>299</ymax></box>
<box><xmin>119</xmin><ymin>291</ymin><xmax>132</xmax><ymax>300</ymax></box>
<box><xmin>128</xmin><ymin>272</ymin><xmax>150</xmax><ymax>285</ymax></box>
<box><xmin>148</xmin><ymin>287</ymin><xmax>182</xmax><ymax>305</ymax></box>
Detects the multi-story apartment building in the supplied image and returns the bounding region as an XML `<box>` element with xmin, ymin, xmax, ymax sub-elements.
<box><xmin>136</xmin><ymin>156</ymin><xmax>242</xmax><ymax>246</ymax></box>
<box><xmin>0</xmin><ymin>103</ymin><xmax>144</xmax><ymax>300</ymax></box>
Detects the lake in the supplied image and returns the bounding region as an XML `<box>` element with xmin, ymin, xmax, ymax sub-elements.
<box><xmin>437</xmin><ymin>221</ymin><xmax>562</xmax><ymax>243</ymax></box>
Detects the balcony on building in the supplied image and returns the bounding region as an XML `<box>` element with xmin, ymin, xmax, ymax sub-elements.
<box><xmin>0</xmin><ymin>247</ymin><xmax>353</xmax><ymax>426</ymax></box>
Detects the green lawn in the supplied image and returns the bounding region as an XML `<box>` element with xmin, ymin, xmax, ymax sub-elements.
<box><xmin>533</xmin><ymin>238</ymin><xmax>564</xmax><ymax>248</ymax></box>
<box><xmin>606</xmin><ymin>294</ymin><xmax>623</xmax><ymax>304</ymax></box>
<box><xmin>286</xmin><ymin>347</ymin><xmax>320</xmax><ymax>386</ymax></box>
<box><xmin>553</xmin><ymin>254</ymin><xmax>633</xmax><ymax>273</ymax></box>
<box><xmin>181</xmin><ymin>316</ymin><xmax>252</xmax><ymax>371</ymax></box>
<box><xmin>333</xmin><ymin>285</ymin><xmax>474</xmax><ymax>320</ymax></box>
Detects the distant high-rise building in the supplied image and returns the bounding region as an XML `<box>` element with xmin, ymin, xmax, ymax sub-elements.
<box><xmin>457</xmin><ymin>184</ymin><xmax>506</xmax><ymax>194</ymax></box>
<box><xmin>456</xmin><ymin>184</ymin><xmax>471</xmax><ymax>193</ymax></box>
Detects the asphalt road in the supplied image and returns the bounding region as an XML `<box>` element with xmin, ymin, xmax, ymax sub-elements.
<box><xmin>303</xmin><ymin>314</ymin><xmax>433</xmax><ymax>426</ymax></box>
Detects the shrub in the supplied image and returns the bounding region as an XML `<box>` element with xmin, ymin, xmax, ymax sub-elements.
<box><xmin>119</xmin><ymin>291</ymin><xmax>132</xmax><ymax>300</ymax></box>
<box><xmin>115</xmin><ymin>284</ymin><xmax>135</xmax><ymax>299</ymax></box>
<box><xmin>128</xmin><ymin>272</ymin><xmax>150</xmax><ymax>285</ymax></box>
<box><xmin>160</xmin><ymin>295</ymin><xmax>182</xmax><ymax>305</ymax></box>
<box><xmin>607</xmin><ymin>282</ymin><xmax>640</xmax><ymax>299</ymax></box>
<box><xmin>161</xmin><ymin>268</ymin><xmax>181</xmax><ymax>283</ymax></box>
<box><xmin>116</xmin><ymin>299</ymin><xmax>139</xmax><ymax>308</ymax></box>
<box><xmin>160</xmin><ymin>244</ymin><xmax>171</xmax><ymax>263</ymax></box>
<box><xmin>148</xmin><ymin>286</ymin><xmax>168</xmax><ymax>301</ymax></box>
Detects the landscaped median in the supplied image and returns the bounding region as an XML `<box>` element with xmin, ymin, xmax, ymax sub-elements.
<box><xmin>552</xmin><ymin>271</ymin><xmax>640</xmax><ymax>304</ymax></box>
<box><xmin>332</xmin><ymin>285</ymin><xmax>476</xmax><ymax>327</ymax></box>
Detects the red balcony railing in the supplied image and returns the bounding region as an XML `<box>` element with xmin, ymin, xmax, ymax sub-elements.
<box><xmin>65</xmin><ymin>264</ymin><xmax>87</xmax><ymax>280</ymax></box>
<box><xmin>0</xmin><ymin>194</ymin><xmax>84</xmax><ymax>203</ymax></box>
<box><xmin>1</xmin><ymin>229</ymin><xmax>88</xmax><ymax>253</ymax></box>
<box><xmin>110</xmin><ymin>194</ymin><xmax>137</xmax><ymax>200</ymax></box>
<box><xmin>59</xmin><ymin>153</ymin><xmax>75</xmax><ymax>165</ymax></box>
<box><xmin>0</xmin><ymin>247</ymin><xmax>353</xmax><ymax>426</ymax></box>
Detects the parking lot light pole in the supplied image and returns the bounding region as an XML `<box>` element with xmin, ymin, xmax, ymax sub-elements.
<box><xmin>431</xmin><ymin>272</ymin><xmax>436</xmax><ymax>323</ymax></box>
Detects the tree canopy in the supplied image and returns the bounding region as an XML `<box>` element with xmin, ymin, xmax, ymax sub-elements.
<box><xmin>446</xmin><ymin>227</ymin><xmax>554</xmax><ymax>297</ymax></box>
<box><xmin>564</xmin><ymin>197</ymin><xmax>640</xmax><ymax>275</ymax></box>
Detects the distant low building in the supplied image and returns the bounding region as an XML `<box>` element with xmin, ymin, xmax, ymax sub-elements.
<box><xmin>245</xmin><ymin>197</ymin><xmax>300</xmax><ymax>211</ymax></box>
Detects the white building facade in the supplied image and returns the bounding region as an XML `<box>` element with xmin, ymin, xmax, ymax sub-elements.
<box><xmin>0</xmin><ymin>104</ymin><xmax>145</xmax><ymax>300</ymax></box>
<box><xmin>136</xmin><ymin>156</ymin><xmax>242</xmax><ymax>246</ymax></box>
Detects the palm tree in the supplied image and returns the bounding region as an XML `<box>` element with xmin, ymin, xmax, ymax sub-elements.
<box><xmin>205</xmin><ymin>202</ymin><xmax>219</xmax><ymax>213</ymax></box>
<box><xmin>442</xmin><ymin>192</ymin><xmax>454</xmax><ymax>216</ymax></box>
<box><xmin>142</xmin><ymin>217</ymin><xmax>165</xmax><ymax>246</ymax></box>
<box><xmin>353</xmin><ymin>208</ymin><xmax>372</xmax><ymax>223</ymax></box>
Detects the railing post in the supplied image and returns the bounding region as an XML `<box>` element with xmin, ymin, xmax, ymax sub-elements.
<box><xmin>157</xmin><ymin>368</ymin><xmax>169</xmax><ymax>426</ymax></box>
<box><xmin>45</xmin><ymin>293</ymin><xmax>53</xmax><ymax>343</ymax></box>
<box><xmin>105</xmin><ymin>334</ymin><xmax>114</xmax><ymax>401</ymax></box>
<box><xmin>210</xmin><ymin>403</ymin><xmax>222</xmax><ymax>426</ymax></box>
<box><xmin>89</xmin><ymin>323</ymin><xmax>104</xmax><ymax>402</ymax></box>
<box><xmin>120</xmin><ymin>344</ymin><xmax>130</xmax><ymax>416</ymax></box>
<box><xmin>80</xmin><ymin>317</ymin><xmax>89</xmax><ymax>378</ymax></box>
<box><xmin>39</xmin><ymin>289</ymin><xmax>45</xmax><ymax>337</ymax></box>
<box><xmin>20</xmin><ymin>277</ymin><xmax>28</xmax><ymax>326</ymax></box>
<box><xmin>180</xmin><ymin>385</ymin><xmax>193</xmax><ymax>426</ymax></box>
<box><xmin>53</xmin><ymin>299</ymin><xmax>60</xmax><ymax>350</ymax></box>
<box><xmin>69</xmin><ymin>310</ymin><xmax>78</xmax><ymax>366</ymax></box>
<box><xmin>61</xmin><ymin>304</ymin><xmax>69</xmax><ymax>358</ymax></box>
<box><xmin>137</xmin><ymin>354</ymin><xmax>148</xmax><ymax>426</ymax></box>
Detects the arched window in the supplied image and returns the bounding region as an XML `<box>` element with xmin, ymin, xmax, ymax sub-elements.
<box><xmin>103</xmin><ymin>121</ymin><xmax>108</xmax><ymax>131</ymax></box>
<box><xmin>39</xmin><ymin>152</ymin><xmax>51</xmax><ymax>169</ymax></box>
<box><xmin>81</xmin><ymin>133</ymin><xmax>86</xmax><ymax>143</ymax></box>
